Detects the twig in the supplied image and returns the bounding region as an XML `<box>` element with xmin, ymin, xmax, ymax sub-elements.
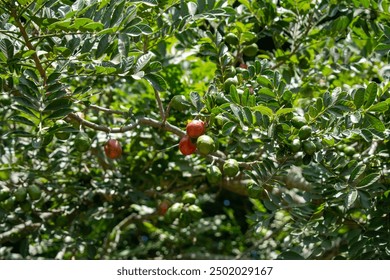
<box><xmin>154</xmin><ymin>88</ymin><xmax>165</xmax><ymax>120</ymax></box>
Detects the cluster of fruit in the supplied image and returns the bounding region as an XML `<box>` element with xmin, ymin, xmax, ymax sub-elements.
<box><xmin>159</xmin><ymin>192</ymin><xmax>202</xmax><ymax>227</ymax></box>
<box><xmin>0</xmin><ymin>185</ymin><xmax>41</xmax><ymax>213</ymax></box>
<box><xmin>179</xmin><ymin>120</ymin><xmax>216</xmax><ymax>156</ymax></box>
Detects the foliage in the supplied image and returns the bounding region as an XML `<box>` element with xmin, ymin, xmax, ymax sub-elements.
<box><xmin>0</xmin><ymin>0</ymin><xmax>389</xmax><ymax>260</ymax></box>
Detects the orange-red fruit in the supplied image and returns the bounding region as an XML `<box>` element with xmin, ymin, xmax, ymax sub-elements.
<box><xmin>179</xmin><ymin>135</ymin><xmax>197</xmax><ymax>155</ymax></box>
<box><xmin>158</xmin><ymin>200</ymin><xmax>170</xmax><ymax>216</ymax></box>
<box><xmin>186</xmin><ymin>120</ymin><xmax>205</xmax><ymax>138</ymax></box>
<box><xmin>104</xmin><ymin>139</ymin><xmax>122</xmax><ymax>159</ymax></box>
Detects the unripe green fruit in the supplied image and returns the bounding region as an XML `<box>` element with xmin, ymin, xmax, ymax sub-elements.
<box><xmin>0</xmin><ymin>188</ymin><xmax>11</xmax><ymax>202</ymax></box>
<box><xmin>223</xmin><ymin>77</ymin><xmax>238</xmax><ymax>93</ymax></box>
<box><xmin>197</xmin><ymin>135</ymin><xmax>216</xmax><ymax>155</ymax></box>
<box><xmin>20</xmin><ymin>201</ymin><xmax>32</xmax><ymax>213</ymax></box>
<box><xmin>206</xmin><ymin>165</ymin><xmax>222</xmax><ymax>185</ymax></box>
<box><xmin>344</xmin><ymin>146</ymin><xmax>356</xmax><ymax>156</ymax></box>
<box><xmin>171</xmin><ymin>95</ymin><xmax>189</xmax><ymax>111</ymax></box>
<box><xmin>1</xmin><ymin>197</ymin><xmax>15</xmax><ymax>211</ymax></box>
<box><xmin>166</xmin><ymin>202</ymin><xmax>184</xmax><ymax>222</ymax></box>
<box><xmin>187</xmin><ymin>205</ymin><xmax>202</xmax><ymax>220</ymax></box>
<box><xmin>14</xmin><ymin>187</ymin><xmax>27</xmax><ymax>202</ymax></box>
<box><xmin>223</xmin><ymin>159</ymin><xmax>239</xmax><ymax>177</ymax></box>
<box><xmin>243</xmin><ymin>43</ymin><xmax>258</xmax><ymax>57</ymax></box>
<box><xmin>27</xmin><ymin>185</ymin><xmax>42</xmax><ymax>201</ymax></box>
<box><xmin>225</xmin><ymin>33</ymin><xmax>239</xmax><ymax>45</ymax></box>
<box><xmin>290</xmin><ymin>138</ymin><xmax>301</xmax><ymax>153</ymax></box>
<box><xmin>291</xmin><ymin>116</ymin><xmax>306</xmax><ymax>129</ymax></box>
<box><xmin>247</xmin><ymin>182</ymin><xmax>262</xmax><ymax>199</ymax></box>
<box><xmin>303</xmin><ymin>141</ymin><xmax>316</xmax><ymax>155</ymax></box>
<box><xmin>299</xmin><ymin>125</ymin><xmax>312</xmax><ymax>140</ymax></box>
<box><xmin>182</xmin><ymin>192</ymin><xmax>197</xmax><ymax>204</ymax></box>
<box><xmin>74</xmin><ymin>132</ymin><xmax>91</xmax><ymax>152</ymax></box>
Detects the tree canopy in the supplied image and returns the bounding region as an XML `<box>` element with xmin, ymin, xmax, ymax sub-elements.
<box><xmin>0</xmin><ymin>0</ymin><xmax>389</xmax><ymax>260</ymax></box>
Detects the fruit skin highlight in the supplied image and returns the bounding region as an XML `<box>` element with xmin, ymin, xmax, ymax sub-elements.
<box><xmin>179</xmin><ymin>135</ymin><xmax>197</xmax><ymax>155</ymax></box>
<box><xmin>186</xmin><ymin>120</ymin><xmax>205</xmax><ymax>138</ymax></box>
<box><xmin>104</xmin><ymin>139</ymin><xmax>122</xmax><ymax>159</ymax></box>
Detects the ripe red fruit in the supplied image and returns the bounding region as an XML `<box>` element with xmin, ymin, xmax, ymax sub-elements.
<box><xmin>158</xmin><ymin>200</ymin><xmax>170</xmax><ymax>216</ymax></box>
<box><xmin>179</xmin><ymin>135</ymin><xmax>197</xmax><ymax>155</ymax></box>
<box><xmin>186</xmin><ymin>120</ymin><xmax>205</xmax><ymax>138</ymax></box>
<box><xmin>104</xmin><ymin>139</ymin><xmax>122</xmax><ymax>159</ymax></box>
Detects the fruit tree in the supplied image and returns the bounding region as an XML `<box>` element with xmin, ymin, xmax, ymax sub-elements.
<box><xmin>0</xmin><ymin>0</ymin><xmax>390</xmax><ymax>260</ymax></box>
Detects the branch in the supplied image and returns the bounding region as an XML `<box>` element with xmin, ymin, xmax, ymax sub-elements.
<box><xmin>0</xmin><ymin>221</ymin><xmax>41</xmax><ymax>244</ymax></box>
<box><xmin>11</xmin><ymin>8</ymin><xmax>47</xmax><ymax>83</ymax></box>
<box><xmin>67</xmin><ymin>113</ymin><xmax>186</xmax><ymax>137</ymax></box>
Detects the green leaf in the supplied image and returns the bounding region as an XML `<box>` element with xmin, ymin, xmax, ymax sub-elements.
<box><xmin>368</xmin><ymin>101</ymin><xmax>388</xmax><ymax>112</ymax></box>
<box><xmin>229</xmin><ymin>85</ymin><xmax>240</xmax><ymax>104</ymax></box>
<box><xmin>13</xmin><ymin>96</ymin><xmax>39</xmax><ymax>111</ymax></box>
<box><xmin>345</xmin><ymin>189</ymin><xmax>358</xmax><ymax>209</ymax></box>
<box><xmin>364</xmin><ymin>82</ymin><xmax>377</xmax><ymax>109</ymax></box>
<box><xmin>222</xmin><ymin>121</ymin><xmax>237</xmax><ymax>136</ymax></box>
<box><xmin>144</xmin><ymin>73</ymin><xmax>167</xmax><ymax>92</ymax></box>
<box><xmin>276</xmin><ymin>107</ymin><xmax>295</xmax><ymax>117</ymax></box>
<box><xmin>243</xmin><ymin>106</ymin><xmax>253</xmax><ymax>125</ymax></box>
<box><xmin>364</xmin><ymin>114</ymin><xmax>385</xmax><ymax>132</ymax></box>
<box><xmin>0</xmin><ymin>38</ymin><xmax>14</xmax><ymax>59</ymax></box>
<box><xmin>129</xmin><ymin>0</ymin><xmax>158</xmax><ymax>6</ymax></box>
<box><xmin>349</xmin><ymin>163</ymin><xmax>366</xmax><ymax>183</ymax></box>
<box><xmin>252</xmin><ymin>105</ymin><xmax>273</xmax><ymax>117</ymax></box>
<box><xmin>135</xmin><ymin>52</ymin><xmax>154</xmax><ymax>73</ymax></box>
<box><xmin>190</xmin><ymin>91</ymin><xmax>203</xmax><ymax>112</ymax></box>
<box><xmin>8</xmin><ymin>115</ymin><xmax>36</xmax><ymax>127</ymax></box>
<box><xmin>96</xmin><ymin>34</ymin><xmax>110</xmax><ymax>58</ymax></box>
<box><xmin>44</xmin><ymin>98</ymin><xmax>72</xmax><ymax>112</ymax></box>
<box><xmin>277</xmin><ymin>251</ymin><xmax>305</xmax><ymax>260</ymax></box>
<box><xmin>357</xmin><ymin>173</ymin><xmax>381</xmax><ymax>188</ymax></box>
<box><xmin>46</xmin><ymin>108</ymin><xmax>73</xmax><ymax>120</ymax></box>
<box><xmin>353</xmin><ymin>87</ymin><xmax>365</xmax><ymax>109</ymax></box>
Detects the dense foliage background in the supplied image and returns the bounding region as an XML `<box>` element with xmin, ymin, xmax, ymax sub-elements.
<box><xmin>0</xmin><ymin>0</ymin><xmax>389</xmax><ymax>260</ymax></box>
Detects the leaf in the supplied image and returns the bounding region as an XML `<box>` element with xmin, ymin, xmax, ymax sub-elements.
<box><xmin>144</xmin><ymin>73</ymin><xmax>167</xmax><ymax>92</ymax></box>
<box><xmin>353</xmin><ymin>87</ymin><xmax>365</xmax><ymax>109</ymax></box>
<box><xmin>190</xmin><ymin>91</ymin><xmax>203</xmax><ymax>112</ymax></box>
<box><xmin>276</xmin><ymin>107</ymin><xmax>295</xmax><ymax>117</ymax></box>
<box><xmin>13</xmin><ymin>96</ymin><xmax>39</xmax><ymax>111</ymax></box>
<box><xmin>95</xmin><ymin>34</ymin><xmax>110</xmax><ymax>58</ymax></box>
<box><xmin>135</xmin><ymin>52</ymin><xmax>154</xmax><ymax>73</ymax></box>
<box><xmin>128</xmin><ymin>0</ymin><xmax>158</xmax><ymax>6</ymax></box>
<box><xmin>222</xmin><ymin>121</ymin><xmax>237</xmax><ymax>136</ymax></box>
<box><xmin>229</xmin><ymin>85</ymin><xmax>240</xmax><ymax>104</ymax></box>
<box><xmin>230</xmin><ymin>104</ymin><xmax>244</xmax><ymax>124</ymax></box>
<box><xmin>364</xmin><ymin>114</ymin><xmax>385</xmax><ymax>132</ymax></box>
<box><xmin>357</xmin><ymin>173</ymin><xmax>381</xmax><ymax>188</ymax></box>
<box><xmin>349</xmin><ymin>163</ymin><xmax>366</xmax><ymax>183</ymax></box>
<box><xmin>243</xmin><ymin>107</ymin><xmax>253</xmax><ymax>125</ymax></box>
<box><xmin>0</xmin><ymin>38</ymin><xmax>14</xmax><ymax>59</ymax></box>
<box><xmin>368</xmin><ymin>101</ymin><xmax>389</xmax><ymax>112</ymax></box>
<box><xmin>8</xmin><ymin>115</ymin><xmax>36</xmax><ymax>127</ymax></box>
<box><xmin>345</xmin><ymin>189</ymin><xmax>358</xmax><ymax>209</ymax></box>
<box><xmin>46</xmin><ymin>108</ymin><xmax>73</xmax><ymax>120</ymax></box>
<box><xmin>364</xmin><ymin>82</ymin><xmax>377</xmax><ymax>109</ymax></box>
<box><xmin>252</xmin><ymin>105</ymin><xmax>273</xmax><ymax>117</ymax></box>
<box><xmin>44</xmin><ymin>98</ymin><xmax>72</xmax><ymax>112</ymax></box>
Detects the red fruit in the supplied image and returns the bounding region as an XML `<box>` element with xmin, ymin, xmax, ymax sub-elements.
<box><xmin>104</xmin><ymin>139</ymin><xmax>122</xmax><ymax>159</ymax></box>
<box><xmin>239</xmin><ymin>63</ymin><xmax>248</xmax><ymax>69</ymax></box>
<box><xmin>179</xmin><ymin>135</ymin><xmax>197</xmax><ymax>155</ymax></box>
<box><xmin>158</xmin><ymin>200</ymin><xmax>170</xmax><ymax>216</ymax></box>
<box><xmin>186</xmin><ymin>120</ymin><xmax>205</xmax><ymax>138</ymax></box>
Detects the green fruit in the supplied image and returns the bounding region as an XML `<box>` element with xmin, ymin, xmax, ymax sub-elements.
<box><xmin>299</xmin><ymin>125</ymin><xmax>312</xmax><ymax>140</ymax></box>
<box><xmin>225</xmin><ymin>33</ymin><xmax>239</xmax><ymax>45</ymax></box>
<box><xmin>314</xmin><ymin>139</ymin><xmax>323</xmax><ymax>151</ymax></box>
<box><xmin>0</xmin><ymin>188</ymin><xmax>11</xmax><ymax>202</ymax></box>
<box><xmin>223</xmin><ymin>159</ymin><xmax>239</xmax><ymax>177</ymax></box>
<box><xmin>1</xmin><ymin>197</ymin><xmax>15</xmax><ymax>211</ymax></box>
<box><xmin>206</xmin><ymin>165</ymin><xmax>222</xmax><ymax>185</ymax></box>
<box><xmin>243</xmin><ymin>43</ymin><xmax>258</xmax><ymax>57</ymax></box>
<box><xmin>20</xmin><ymin>201</ymin><xmax>32</xmax><ymax>213</ymax></box>
<box><xmin>182</xmin><ymin>192</ymin><xmax>197</xmax><ymax>204</ymax></box>
<box><xmin>197</xmin><ymin>135</ymin><xmax>216</xmax><ymax>155</ymax></box>
<box><xmin>223</xmin><ymin>77</ymin><xmax>238</xmax><ymax>93</ymax></box>
<box><xmin>170</xmin><ymin>95</ymin><xmax>189</xmax><ymax>111</ymax></box>
<box><xmin>291</xmin><ymin>116</ymin><xmax>306</xmax><ymax>129</ymax></box>
<box><xmin>247</xmin><ymin>182</ymin><xmax>262</xmax><ymax>199</ymax></box>
<box><xmin>290</xmin><ymin>138</ymin><xmax>301</xmax><ymax>153</ymax></box>
<box><xmin>166</xmin><ymin>202</ymin><xmax>184</xmax><ymax>222</ymax></box>
<box><xmin>344</xmin><ymin>146</ymin><xmax>356</xmax><ymax>156</ymax></box>
<box><xmin>179</xmin><ymin>211</ymin><xmax>191</xmax><ymax>227</ymax></box>
<box><xmin>74</xmin><ymin>132</ymin><xmax>91</xmax><ymax>152</ymax></box>
<box><xmin>187</xmin><ymin>205</ymin><xmax>202</xmax><ymax>220</ymax></box>
<box><xmin>14</xmin><ymin>187</ymin><xmax>27</xmax><ymax>202</ymax></box>
<box><xmin>55</xmin><ymin>131</ymin><xmax>70</xmax><ymax>140</ymax></box>
<box><xmin>0</xmin><ymin>168</ymin><xmax>11</xmax><ymax>181</ymax></box>
<box><xmin>303</xmin><ymin>141</ymin><xmax>316</xmax><ymax>155</ymax></box>
<box><xmin>27</xmin><ymin>185</ymin><xmax>42</xmax><ymax>201</ymax></box>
